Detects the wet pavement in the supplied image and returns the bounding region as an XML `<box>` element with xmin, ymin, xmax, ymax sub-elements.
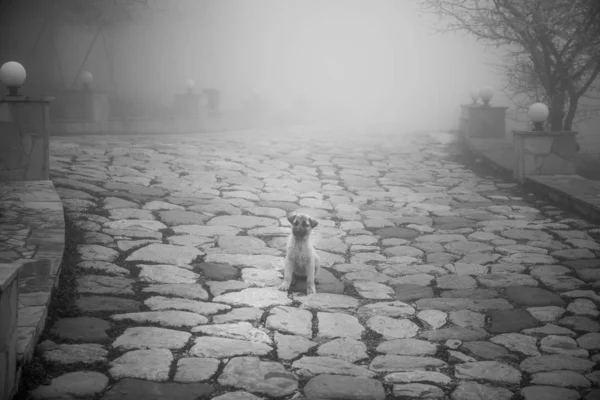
<box><xmin>27</xmin><ymin>128</ymin><xmax>600</xmax><ymax>399</ymax></box>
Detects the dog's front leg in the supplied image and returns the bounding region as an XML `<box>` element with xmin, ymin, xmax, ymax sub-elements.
<box><xmin>306</xmin><ymin>259</ymin><xmax>317</xmax><ymax>295</ymax></box>
<box><xmin>278</xmin><ymin>259</ymin><xmax>293</xmax><ymax>291</ymax></box>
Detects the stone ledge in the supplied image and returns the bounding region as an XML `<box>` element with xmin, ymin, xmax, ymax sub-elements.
<box><xmin>463</xmin><ymin>134</ymin><xmax>600</xmax><ymax>224</ymax></box>
<box><xmin>524</xmin><ymin>175</ymin><xmax>600</xmax><ymax>224</ymax></box>
<box><xmin>0</xmin><ymin>180</ymin><xmax>65</xmax><ymax>399</ymax></box>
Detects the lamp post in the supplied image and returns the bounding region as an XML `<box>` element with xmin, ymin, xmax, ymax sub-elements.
<box><xmin>185</xmin><ymin>79</ymin><xmax>195</xmax><ymax>94</ymax></box>
<box><xmin>469</xmin><ymin>88</ymin><xmax>480</xmax><ymax>105</ymax></box>
<box><xmin>528</xmin><ymin>102</ymin><xmax>549</xmax><ymax>131</ymax></box>
<box><xmin>80</xmin><ymin>71</ymin><xmax>94</xmax><ymax>91</ymax></box>
<box><xmin>479</xmin><ymin>86</ymin><xmax>494</xmax><ymax>107</ymax></box>
<box><xmin>0</xmin><ymin>61</ymin><xmax>27</xmax><ymax>96</ymax></box>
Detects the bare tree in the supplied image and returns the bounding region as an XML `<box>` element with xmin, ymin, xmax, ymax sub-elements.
<box><xmin>419</xmin><ymin>0</ymin><xmax>600</xmax><ymax>131</ymax></box>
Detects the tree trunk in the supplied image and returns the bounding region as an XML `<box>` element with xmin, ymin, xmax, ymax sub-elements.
<box><xmin>549</xmin><ymin>92</ymin><xmax>566</xmax><ymax>131</ymax></box>
<box><xmin>564</xmin><ymin>95</ymin><xmax>580</xmax><ymax>131</ymax></box>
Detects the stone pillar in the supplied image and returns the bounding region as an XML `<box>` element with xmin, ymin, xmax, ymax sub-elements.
<box><xmin>512</xmin><ymin>130</ymin><xmax>579</xmax><ymax>182</ymax></box>
<box><xmin>203</xmin><ymin>88</ymin><xmax>220</xmax><ymax>115</ymax></box>
<box><xmin>0</xmin><ymin>263</ymin><xmax>19</xmax><ymax>400</ymax></box>
<box><xmin>63</xmin><ymin>90</ymin><xmax>109</xmax><ymax>122</ymax></box>
<box><xmin>465</xmin><ymin>105</ymin><xmax>508</xmax><ymax>139</ymax></box>
<box><xmin>173</xmin><ymin>93</ymin><xmax>204</xmax><ymax>119</ymax></box>
<box><xmin>0</xmin><ymin>97</ymin><xmax>54</xmax><ymax>181</ymax></box>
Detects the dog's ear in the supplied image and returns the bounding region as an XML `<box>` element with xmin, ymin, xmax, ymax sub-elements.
<box><xmin>287</xmin><ymin>214</ymin><xmax>297</xmax><ymax>225</ymax></box>
<box><xmin>309</xmin><ymin>217</ymin><xmax>318</xmax><ymax>228</ymax></box>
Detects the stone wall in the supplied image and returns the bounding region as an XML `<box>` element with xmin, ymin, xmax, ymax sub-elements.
<box><xmin>0</xmin><ymin>263</ymin><xmax>19</xmax><ymax>400</ymax></box>
<box><xmin>513</xmin><ymin>131</ymin><xmax>579</xmax><ymax>182</ymax></box>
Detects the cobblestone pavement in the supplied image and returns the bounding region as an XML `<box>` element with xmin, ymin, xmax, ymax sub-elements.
<box><xmin>29</xmin><ymin>128</ymin><xmax>600</xmax><ymax>399</ymax></box>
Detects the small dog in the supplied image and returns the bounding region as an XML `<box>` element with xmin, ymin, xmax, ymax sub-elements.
<box><xmin>278</xmin><ymin>212</ymin><xmax>321</xmax><ymax>295</ymax></box>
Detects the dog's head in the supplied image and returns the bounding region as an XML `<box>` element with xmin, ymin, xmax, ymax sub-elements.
<box><xmin>287</xmin><ymin>213</ymin><xmax>318</xmax><ymax>238</ymax></box>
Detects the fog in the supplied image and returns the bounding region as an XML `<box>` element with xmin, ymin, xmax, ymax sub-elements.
<box><xmin>66</xmin><ymin>0</ymin><xmax>509</xmax><ymax>131</ymax></box>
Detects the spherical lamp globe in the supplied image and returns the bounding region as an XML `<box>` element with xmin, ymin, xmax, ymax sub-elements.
<box><xmin>528</xmin><ymin>102</ymin><xmax>549</xmax><ymax>131</ymax></box>
<box><xmin>469</xmin><ymin>88</ymin><xmax>480</xmax><ymax>104</ymax></box>
<box><xmin>80</xmin><ymin>71</ymin><xmax>94</xmax><ymax>88</ymax></box>
<box><xmin>0</xmin><ymin>61</ymin><xmax>26</xmax><ymax>96</ymax></box>
<box><xmin>185</xmin><ymin>79</ymin><xmax>195</xmax><ymax>93</ymax></box>
<box><xmin>479</xmin><ymin>86</ymin><xmax>494</xmax><ymax>106</ymax></box>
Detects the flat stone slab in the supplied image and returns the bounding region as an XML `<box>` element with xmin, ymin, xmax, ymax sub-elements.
<box><xmin>317</xmin><ymin>338</ymin><xmax>368</xmax><ymax>362</ymax></box>
<box><xmin>505</xmin><ymin>286</ymin><xmax>566</xmax><ymax>307</ymax></box>
<box><xmin>100</xmin><ymin>378</ymin><xmax>214</xmax><ymax>400</ymax></box>
<box><xmin>43</xmin><ymin>343</ymin><xmax>108</xmax><ymax>364</ymax></box>
<box><xmin>197</xmin><ymin>262</ymin><xmax>239</xmax><ymax>281</ymax></box>
<box><xmin>217</xmin><ymin>356</ymin><xmax>298</xmax><ymax>397</ymax></box>
<box><xmin>138</xmin><ymin>264</ymin><xmax>199</xmax><ymax>284</ymax></box>
<box><xmin>292</xmin><ymin>293</ymin><xmax>359</xmax><ymax>312</ymax></box>
<box><xmin>141</xmin><ymin>283</ymin><xmax>209</xmax><ymax>300</ymax></box>
<box><xmin>488</xmin><ymin>309</ymin><xmax>539</xmax><ymax>333</ymax></box>
<box><xmin>357</xmin><ymin>301</ymin><xmax>415</xmax><ymax>319</ymax></box>
<box><xmin>420</xmin><ymin>327</ymin><xmax>488</xmax><ymax>342</ymax></box>
<box><xmin>76</xmin><ymin>296</ymin><xmax>142</xmax><ymax>313</ymax></box>
<box><xmin>530</xmin><ymin>370</ymin><xmax>592</xmax><ymax>388</ymax></box>
<box><xmin>77</xmin><ymin>275</ymin><xmax>134</xmax><ymax>295</ymax></box>
<box><xmin>303</xmin><ymin>374</ymin><xmax>386</xmax><ymax>400</ymax></box>
<box><xmin>104</xmin><ymin>219</ymin><xmax>167</xmax><ymax>231</ymax></box>
<box><xmin>520</xmin><ymin>355</ymin><xmax>595</xmax><ymax>373</ymax></box>
<box><xmin>109</xmin><ymin>348</ymin><xmax>172</xmax><ymax>381</ymax></box>
<box><xmin>384</xmin><ymin>370</ymin><xmax>452</xmax><ymax>385</ymax></box>
<box><xmin>207</xmin><ymin>215</ymin><xmax>278</xmax><ymax>228</ymax></box>
<box><xmin>314</xmin><ymin>311</ymin><xmax>364</xmax><ymax>340</ymax></box>
<box><xmin>112</xmin><ymin>327</ymin><xmax>191</xmax><ymax>350</ymax></box>
<box><xmin>77</xmin><ymin>244</ymin><xmax>120</xmax><ymax>262</ymax></box>
<box><xmin>366</xmin><ymin>316</ymin><xmax>419</xmax><ymax>339</ymax></box>
<box><xmin>207</xmin><ymin>280</ymin><xmax>250</xmax><ymax>297</ymax></box>
<box><xmin>450</xmin><ymin>381</ymin><xmax>514</xmax><ymax>400</ymax></box>
<box><xmin>30</xmin><ymin>371</ymin><xmax>109</xmax><ymax>400</ymax></box>
<box><xmin>461</xmin><ymin>341</ymin><xmax>520</xmax><ymax>362</ymax></box>
<box><xmin>77</xmin><ymin>261</ymin><xmax>130</xmax><ymax>276</ymax></box>
<box><xmin>353</xmin><ymin>281</ymin><xmax>395</xmax><ymax>299</ymax></box>
<box><xmin>50</xmin><ymin>317</ymin><xmax>112</xmax><ymax>342</ymax></box>
<box><xmin>415</xmin><ymin>297</ymin><xmax>512</xmax><ymax>311</ymax></box>
<box><xmin>455</xmin><ymin>361</ymin><xmax>522</xmax><ymax>385</ymax></box>
<box><xmin>192</xmin><ymin>321</ymin><xmax>271</xmax><ymax>344</ymax></box>
<box><xmin>520</xmin><ymin>385</ymin><xmax>581</xmax><ymax>400</ymax></box>
<box><xmin>292</xmin><ymin>356</ymin><xmax>375</xmax><ymax>378</ymax></box>
<box><xmin>204</xmin><ymin>254</ymin><xmax>285</xmax><ymax>270</ymax></box>
<box><xmin>266</xmin><ymin>306</ymin><xmax>313</xmax><ymax>338</ymax></box>
<box><xmin>189</xmin><ymin>336</ymin><xmax>273</xmax><ymax>358</ymax></box>
<box><xmin>158</xmin><ymin>210</ymin><xmax>208</xmax><ymax>225</ymax></box>
<box><xmin>490</xmin><ymin>333</ymin><xmax>540</xmax><ymax>356</ymax></box>
<box><xmin>171</xmin><ymin>225</ymin><xmax>241</xmax><ymax>237</ymax></box>
<box><xmin>111</xmin><ymin>311</ymin><xmax>208</xmax><ymax>327</ymax></box>
<box><xmin>241</xmin><ymin>268</ymin><xmax>281</xmax><ymax>287</ymax></box>
<box><xmin>393</xmin><ymin>284</ymin><xmax>435</xmax><ymax>301</ymax></box>
<box><xmin>376</xmin><ymin>339</ymin><xmax>438</xmax><ymax>356</ymax></box>
<box><xmin>539</xmin><ymin>335</ymin><xmax>589</xmax><ymax>357</ymax></box>
<box><xmin>213</xmin><ymin>287</ymin><xmax>292</xmax><ymax>308</ymax></box>
<box><xmin>174</xmin><ymin>357</ymin><xmax>220</xmax><ymax>382</ymax></box>
<box><xmin>212</xmin><ymin>307</ymin><xmax>264</xmax><ymax>324</ymax></box>
<box><xmin>369</xmin><ymin>355</ymin><xmax>447</xmax><ymax>372</ymax></box>
<box><xmin>393</xmin><ymin>383</ymin><xmax>445</xmax><ymax>398</ymax></box>
<box><xmin>145</xmin><ymin>296</ymin><xmax>230</xmax><ymax>315</ymax></box>
<box><xmin>274</xmin><ymin>332</ymin><xmax>316</xmax><ymax>360</ymax></box>
<box><xmin>126</xmin><ymin>244</ymin><xmax>204</xmax><ymax>265</ymax></box>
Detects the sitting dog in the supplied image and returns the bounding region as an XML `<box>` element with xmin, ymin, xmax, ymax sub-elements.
<box><xmin>278</xmin><ymin>212</ymin><xmax>320</xmax><ymax>294</ymax></box>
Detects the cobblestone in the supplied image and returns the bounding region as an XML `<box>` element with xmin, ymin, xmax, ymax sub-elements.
<box><xmin>19</xmin><ymin>130</ymin><xmax>600</xmax><ymax>399</ymax></box>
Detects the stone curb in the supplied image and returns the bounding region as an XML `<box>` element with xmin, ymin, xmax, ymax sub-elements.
<box><xmin>0</xmin><ymin>180</ymin><xmax>65</xmax><ymax>399</ymax></box>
